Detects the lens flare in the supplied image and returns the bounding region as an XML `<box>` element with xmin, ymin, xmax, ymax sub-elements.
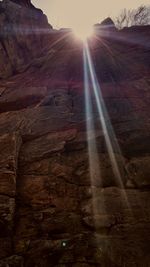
<box><xmin>83</xmin><ymin>47</ymin><xmax>105</xmax><ymax>229</ymax></box>
<box><xmin>74</xmin><ymin>25</ymin><xmax>94</xmax><ymax>41</ymax></box>
<box><xmin>83</xmin><ymin>48</ymin><xmax>101</xmax><ymax>188</ymax></box>
<box><xmin>84</xmin><ymin>41</ymin><xmax>132</xmax><ymax>209</ymax></box>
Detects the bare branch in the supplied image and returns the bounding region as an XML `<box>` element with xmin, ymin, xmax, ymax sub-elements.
<box><xmin>115</xmin><ymin>5</ymin><xmax>150</xmax><ymax>29</ymax></box>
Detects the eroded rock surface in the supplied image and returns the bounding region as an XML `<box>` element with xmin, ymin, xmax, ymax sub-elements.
<box><xmin>0</xmin><ymin>1</ymin><xmax>150</xmax><ymax>266</ymax></box>
<box><xmin>0</xmin><ymin>0</ymin><xmax>52</xmax><ymax>78</ymax></box>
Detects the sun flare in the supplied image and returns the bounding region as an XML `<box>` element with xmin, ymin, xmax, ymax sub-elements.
<box><xmin>73</xmin><ymin>25</ymin><xmax>94</xmax><ymax>41</ymax></box>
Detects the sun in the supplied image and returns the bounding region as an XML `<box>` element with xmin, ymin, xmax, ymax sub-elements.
<box><xmin>53</xmin><ymin>0</ymin><xmax>95</xmax><ymax>41</ymax></box>
<box><xmin>73</xmin><ymin>25</ymin><xmax>94</xmax><ymax>41</ymax></box>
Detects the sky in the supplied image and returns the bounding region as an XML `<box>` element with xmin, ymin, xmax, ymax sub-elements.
<box><xmin>32</xmin><ymin>0</ymin><xmax>150</xmax><ymax>29</ymax></box>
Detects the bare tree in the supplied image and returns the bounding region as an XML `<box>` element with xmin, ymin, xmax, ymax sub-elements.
<box><xmin>115</xmin><ymin>5</ymin><xmax>150</xmax><ymax>29</ymax></box>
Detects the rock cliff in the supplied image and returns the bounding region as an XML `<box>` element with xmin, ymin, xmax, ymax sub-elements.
<box><xmin>0</xmin><ymin>1</ymin><xmax>150</xmax><ymax>266</ymax></box>
<box><xmin>0</xmin><ymin>0</ymin><xmax>52</xmax><ymax>78</ymax></box>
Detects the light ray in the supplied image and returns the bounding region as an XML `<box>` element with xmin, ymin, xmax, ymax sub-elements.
<box><xmin>83</xmin><ymin>47</ymin><xmax>105</xmax><ymax>226</ymax></box>
<box><xmin>96</xmin><ymin>30</ymin><xmax>150</xmax><ymax>49</ymax></box>
<box><xmin>84</xmin><ymin>41</ymin><xmax>131</xmax><ymax>207</ymax></box>
<box><xmin>74</xmin><ymin>26</ymin><xmax>94</xmax><ymax>41</ymax></box>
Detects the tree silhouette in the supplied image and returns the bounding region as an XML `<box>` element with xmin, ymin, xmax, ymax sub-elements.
<box><xmin>115</xmin><ymin>5</ymin><xmax>150</xmax><ymax>29</ymax></box>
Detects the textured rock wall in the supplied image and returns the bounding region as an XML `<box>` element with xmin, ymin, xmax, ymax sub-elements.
<box><xmin>0</xmin><ymin>2</ymin><xmax>150</xmax><ymax>267</ymax></box>
<box><xmin>0</xmin><ymin>0</ymin><xmax>52</xmax><ymax>78</ymax></box>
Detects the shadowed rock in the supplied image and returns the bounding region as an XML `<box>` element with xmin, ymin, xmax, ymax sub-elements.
<box><xmin>7</xmin><ymin>0</ymin><xmax>33</xmax><ymax>7</ymax></box>
<box><xmin>0</xmin><ymin>1</ymin><xmax>149</xmax><ymax>267</ymax></box>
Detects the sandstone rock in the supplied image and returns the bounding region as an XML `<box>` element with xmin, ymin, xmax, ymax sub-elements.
<box><xmin>19</xmin><ymin>158</ymin><xmax>50</xmax><ymax>175</ymax></box>
<box><xmin>17</xmin><ymin>174</ymin><xmax>79</xmax><ymax>209</ymax></box>
<box><xmin>0</xmin><ymin>86</ymin><xmax>47</xmax><ymax>113</ymax></box>
<box><xmin>19</xmin><ymin>129</ymin><xmax>77</xmax><ymax>163</ymax></box>
<box><xmin>0</xmin><ymin>255</ymin><xmax>24</xmax><ymax>267</ymax></box>
<box><xmin>20</xmin><ymin>106</ymin><xmax>74</xmax><ymax>140</ymax></box>
<box><xmin>0</xmin><ymin>1</ymin><xmax>149</xmax><ymax>266</ymax></box>
<box><xmin>0</xmin><ymin>111</ymin><xmax>23</xmax><ymax>136</ymax></box>
<box><xmin>0</xmin><ymin>195</ymin><xmax>15</xmax><ymax>234</ymax></box>
<box><xmin>49</xmin><ymin>151</ymin><xmax>127</xmax><ymax>187</ymax></box>
<box><xmin>82</xmin><ymin>187</ymin><xmax>150</xmax><ymax>226</ymax></box>
<box><xmin>0</xmin><ymin>132</ymin><xmax>21</xmax><ymax>196</ymax></box>
<box><xmin>10</xmin><ymin>0</ymin><xmax>33</xmax><ymax>8</ymax></box>
<box><xmin>0</xmin><ymin>0</ymin><xmax>52</xmax><ymax>78</ymax></box>
<box><xmin>83</xmin><ymin>214</ymin><xmax>116</xmax><ymax>230</ymax></box>
<box><xmin>40</xmin><ymin>89</ymin><xmax>73</xmax><ymax>110</ymax></box>
<box><xmin>127</xmin><ymin>156</ymin><xmax>150</xmax><ymax>187</ymax></box>
<box><xmin>0</xmin><ymin>106</ymin><xmax>74</xmax><ymax>140</ymax></box>
<box><xmin>0</xmin><ymin>172</ymin><xmax>16</xmax><ymax>196</ymax></box>
<box><xmin>0</xmin><ymin>238</ymin><xmax>12</xmax><ymax>258</ymax></box>
<box><xmin>0</xmin><ymin>132</ymin><xmax>21</xmax><ymax>172</ymax></box>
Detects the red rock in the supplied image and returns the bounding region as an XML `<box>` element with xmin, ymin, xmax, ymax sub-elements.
<box><xmin>19</xmin><ymin>129</ymin><xmax>77</xmax><ymax>163</ymax></box>
<box><xmin>0</xmin><ymin>255</ymin><xmax>24</xmax><ymax>267</ymax></box>
<box><xmin>0</xmin><ymin>132</ymin><xmax>21</xmax><ymax>172</ymax></box>
<box><xmin>0</xmin><ymin>1</ymin><xmax>149</xmax><ymax>266</ymax></box>
<box><xmin>0</xmin><ymin>195</ymin><xmax>15</xmax><ymax>237</ymax></box>
<box><xmin>126</xmin><ymin>156</ymin><xmax>150</xmax><ymax>188</ymax></box>
<box><xmin>0</xmin><ymin>238</ymin><xmax>12</xmax><ymax>258</ymax></box>
<box><xmin>0</xmin><ymin>0</ymin><xmax>52</xmax><ymax>78</ymax></box>
<box><xmin>0</xmin><ymin>86</ymin><xmax>47</xmax><ymax>113</ymax></box>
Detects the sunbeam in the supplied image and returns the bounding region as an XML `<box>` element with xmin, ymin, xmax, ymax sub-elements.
<box><xmin>96</xmin><ymin>30</ymin><xmax>150</xmax><ymax>49</ymax></box>
<box><xmin>83</xmin><ymin>46</ymin><xmax>105</xmax><ymax>229</ymax></box>
<box><xmin>74</xmin><ymin>25</ymin><xmax>94</xmax><ymax>41</ymax></box>
<box><xmin>83</xmin><ymin>48</ymin><xmax>101</xmax><ymax>188</ymax></box>
<box><xmin>84</xmin><ymin>41</ymin><xmax>132</xmax><ymax>208</ymax></box>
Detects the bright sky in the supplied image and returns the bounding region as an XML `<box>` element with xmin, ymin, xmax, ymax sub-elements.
<box><xmin>32</xmin><ymin>0</ymin><xmax>150</xmax><ymax>29</ymax></box>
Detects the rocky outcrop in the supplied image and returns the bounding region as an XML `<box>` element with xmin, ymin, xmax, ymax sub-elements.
<box><xmin>0</xmin><ymin>0</ymin><xmax>52</xmax><ymax>79</ymax></box>
<box><xmin>0</xmin><ymin>2</ymin><xmax>150</xmax><ymax>267</ymax></box>
<box><xmin>10</xmin><ymin>0</ymin><xmax>33</xmax><ymax>7</ymax></box>
<box><xmin>100</xmin><ymin>17</ymin><xmax>115</xmax><ymax>26</ymax></box>
<box><xmin>94</xmin><ymin>17</ymin><xmax>117</xmax><ymax>31</ymax></box>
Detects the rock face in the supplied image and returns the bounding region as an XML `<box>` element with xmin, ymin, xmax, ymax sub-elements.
<box><xmin>0</xmin><ymin>0</ymin><xmax>52</xmax><ymax>79</ymax></box>
<box><xmin>10</xmin><ymin>0</ymin><xmax>33</xmax><ymax>7</ymax></box>
<box><xmin>101</xmin><ymin>17</ymin><xmax>115</xmax><ymax>26</ymax></box>
<box><xmin>94</xmin><ymin>17</ymin><xmax>117</xmax><ymax>31</ymax></box>
<box><xmin>0</xmin><ymin>1</ymin><xmax>150</xmax><ymax>267</ymax></box>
